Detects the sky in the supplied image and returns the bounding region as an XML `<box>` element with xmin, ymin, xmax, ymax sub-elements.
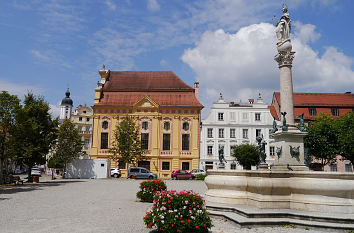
<box><xmin>1</xmin><ymin>0</ymin><xmax>354</xmax><ymax>118</ymax></box>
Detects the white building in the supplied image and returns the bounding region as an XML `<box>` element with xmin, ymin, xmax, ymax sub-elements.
<box><xmin>59</xmin><ymin>88</ymin><xmax>73</xmax><ymax>122</ymax></box>
<box><xmin>200</xmin><ymin>94</ymin><xmax>277</xmax><ymax>170</ymax></box>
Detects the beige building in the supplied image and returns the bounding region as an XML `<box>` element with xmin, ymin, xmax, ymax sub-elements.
<box><xmin>71</xmin><ymin>104</ymin><xmax>93</xmax><ymax>158</ymax></box>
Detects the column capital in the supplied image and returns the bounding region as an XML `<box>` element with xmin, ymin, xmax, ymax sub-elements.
<box><xmin>274</xmin><ymin>51</ymin><xmax>295</xmax><ymax>68</ymax></box>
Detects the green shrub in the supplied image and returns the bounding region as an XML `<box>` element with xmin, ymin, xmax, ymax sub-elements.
<box><xmin>136</xmin><ymin>179</ymin><xmax>167</xmax><ymax>202</ymax></box>
<box><xmin>144</xmin><ymin>190</ymin><xmax>212</xmax><ymax>232</ymax></box>
<box><xmin>196</xmin><ymin>174</ymin><xmax>207</xmax><ymax>180</ymax></box>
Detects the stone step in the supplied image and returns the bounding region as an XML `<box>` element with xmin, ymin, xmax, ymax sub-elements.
<box><xmin>208</xmin><ymin>210</ymin><xmax>354</xmax><ymax>231</ymax></box>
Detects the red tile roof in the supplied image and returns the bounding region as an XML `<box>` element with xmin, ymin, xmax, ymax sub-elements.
<box><xmin>103</xmin><ymin>71</ymin><xmax>193</xmax><ymax>90</ymax></box>
<box><xmin>274</xmin><ymin>92</ymin><xmax>354</xmax><ymax>107</ymax></box>
<box><xmin>96</xmin><ymin>91</ymin><xmax>203</xmax><ymax>108</ymax></box>
<box><xmin>268</xmin><ymin>106</ymin><xmax>279</xmax><ymax>120</ymax></box>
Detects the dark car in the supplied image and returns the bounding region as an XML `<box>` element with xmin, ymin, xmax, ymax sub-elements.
<box><xmin>127</xmin><ymin>167</ymin><xmax>157</xmax><ymax>179</ymax></box>
<box><xmin>171</xmin><ymin>170</ymin><xmax>195</xmax><ymax>180</ymax></box>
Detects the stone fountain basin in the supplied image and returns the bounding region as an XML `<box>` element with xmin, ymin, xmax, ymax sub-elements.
<box><xmin>205</xmin><ymin>170</ymin><xmax>354</xmax><ymax>214</ymax></box>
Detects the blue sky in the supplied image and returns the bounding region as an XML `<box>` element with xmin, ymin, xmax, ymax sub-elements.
<box><xmin>1</xmin><ymin>0</ymin><xmax>354</xmax><ymax>117</ymax></box>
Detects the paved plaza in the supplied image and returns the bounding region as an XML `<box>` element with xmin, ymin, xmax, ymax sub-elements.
<box><xmin>0</xmin><ymin>178</ymin><xmax>343</xmax><ymax>233</ymax></box>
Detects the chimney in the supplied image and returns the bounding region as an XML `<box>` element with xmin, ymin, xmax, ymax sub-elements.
<box><xmin>248</xmin><ymin>99</ymin><xmax>254</xmax><ymax>104</ymax></box>
<box><xmin>194</xmin><ymin>81</ymin><xmax>199</xmax><ymax>100</ymax></box>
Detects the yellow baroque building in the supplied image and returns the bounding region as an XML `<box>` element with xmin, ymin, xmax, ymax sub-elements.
<box><xmin>90</xmin><ymin>68</ymin><xmax>203</xmax><ymax>178</ymax></box>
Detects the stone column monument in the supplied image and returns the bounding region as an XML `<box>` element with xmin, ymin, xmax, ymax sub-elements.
<box><xmin>272</xmin><ymin>4</ymin><xmax>307</xmax><ymax>171</ymax></box>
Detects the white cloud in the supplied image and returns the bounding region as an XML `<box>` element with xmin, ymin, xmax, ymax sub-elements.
<box><xmin>293</xmin><ymin>21</ymin><xmax>320</xmax><ymax>44</ymax></box>
<box><xmin>49</xmin><ymin>104</ymin><xmax>61</xmax><ymax>118</ymax></box>
<box><xmin>30</xmin><ymin>50</ymin><xmax>50</xmax><ymax>61</ymax></box>
<box><xmin>147</xmin><ymin>0</ymin><xmax>160</xmax><ymax>12</ymax></box>
<box><xmin>182</xmin><ymin>22</ymin><xmax>354</xmax><ymax>106</ymax></box>
<box><xmin>0</xmin><ymin>79</ymin><xmax>43</xmax><ymax>98</ymax></box>
<box><xmin>105</xmin><ymin>0</ymin><xmax>117</xmax><ymax>10</ymax></box>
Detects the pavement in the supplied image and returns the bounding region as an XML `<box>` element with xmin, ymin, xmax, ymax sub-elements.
<box><xmin>0</xmin><ymin>177</ymin><xmax>347</xmax><ymax>233</ymax></box>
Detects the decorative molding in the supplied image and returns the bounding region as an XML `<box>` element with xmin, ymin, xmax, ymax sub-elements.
<box><xmin>274</xmin><ymin>51</ymin><xmax>295</xmax><ymax>68</ymax></box>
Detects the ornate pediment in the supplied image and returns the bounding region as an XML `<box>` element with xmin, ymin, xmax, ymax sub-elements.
<box><xmin>134</xmin><ymin>96</ymin><xmax>159</xmax><ymax>108</ymax></box>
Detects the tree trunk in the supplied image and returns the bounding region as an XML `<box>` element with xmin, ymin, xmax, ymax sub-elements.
<box><xmin>0</xmin><ymin>157</ymin><xmax>3</xmax><ymax>185</ymax></box>
<box><xmin>51</xmin><ymin>168</ymin><xmax>54</xmax><ymax>180</ymax></box>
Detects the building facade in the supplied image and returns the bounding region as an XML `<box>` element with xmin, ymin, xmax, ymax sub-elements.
<box><xmin>200</xmin><ymin>94</ymin><xmax>275</xmax><ymax>170</ymax></box>
<box><xmin>71</xmin><ymin>104</ymin><xmax>93</xmax><ymax>158</ymax></box>
<box><xmin>90</xmin><ymin>69</ymin><xmax>203</xmax><ymax>178</ymax></box>
<box><xmin>271</xmin><ymin>91</ymin><xmax>354</xmax><ymax>172</ymax></box>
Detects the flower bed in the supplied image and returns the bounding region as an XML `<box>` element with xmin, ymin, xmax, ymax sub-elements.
<box><xmin>144</xmin><ymin>190</ymin><xmax>212</xmax><ymax>232</ymax></box>
<box><xmin>136</xmin><ymin>179</ymin><xmax>167</xmax><ymax>202</ymax></box>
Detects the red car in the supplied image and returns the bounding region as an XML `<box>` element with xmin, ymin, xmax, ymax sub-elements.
<box><xmin>171</xmin><ymin>170</ymin><xmax>195</xmax><ymax>180</ymax></box>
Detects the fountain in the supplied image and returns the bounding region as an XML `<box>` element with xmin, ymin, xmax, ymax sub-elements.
<box><xmin>205</xmin><ymin>5</ymin><xmax>354</xmax><ymax>230</ymax></box>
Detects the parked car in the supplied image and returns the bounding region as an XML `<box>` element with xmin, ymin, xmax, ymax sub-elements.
<box><xmin>110</xmin><ymin>168</ymin><xmax>121</xmax><ymax>178</ymax></box>
<box><xmin>127</xmin><ymin>167</ymin><xmax>157</xmax><ymax>179</ymax></box>
<box><xmin>171</xmin><ymin>170</ymin><xmax>195</xmax><ymax>180</ymax></box>
<box><xmin>190</xmin><ymin>169</ymin><xmax>206</xmax><ymax>176</ymax></box>
<box><xmin>31</xmin><ymin>167</ymin><xmax>41</xmax><ymax>176</ymax></box>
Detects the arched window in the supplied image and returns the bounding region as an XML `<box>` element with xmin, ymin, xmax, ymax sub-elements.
<box><xmin>102</xmin><ymin>121</ymin><xmax>108</xmax><ymax>129</ymax></box>
<box><xmin>142</xmin><ymin>121</ymin><xmax>148</xmax><ymax>130</ymax></box>
<box><xmin>163</xmin><ymin>122</ymin><xmax>170</xmax><ymax>130</ymax></box>
<box><xmin>182</xmin><ymin>122</ymin><xmax>189</xmax><ymax>131</ymax></box>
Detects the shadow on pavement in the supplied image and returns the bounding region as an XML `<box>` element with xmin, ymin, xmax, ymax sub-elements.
<box><xmin>0</xmin><ymin>180</ymin><xmax>85</xmax><ymax>196</ymax></box>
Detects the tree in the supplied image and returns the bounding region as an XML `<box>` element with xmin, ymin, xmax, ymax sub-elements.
<box><xmin>232</xmin><ymin>144</ymin><xmax>259</xmax><ymax>170</ymax></box>
<box><xmin>109</xmin><ymin>116</ymin><xmax>146</xmax><ymax>168</ymax></box>
<box><xmin>304</xmin><ymin>113</ymin><xmax>338</xmax><ymax>168</ymax></box>
<box><xmin>0</xmin><ymin>91</ymin><xmax>21</xmax><ymax>184</ymax></box>
<box><xmin>11</xmin><ymin>93</ymin><xmax>58</xmax><ymax>181</ymax></box>
<box><xmin>51</xmin><ymin>119</ymin><xmax>84</xmax><ymax>177</ymax></box>
<box><xmin>336</xmin><ymin>112</ymin><xmax>354</xmax><ymax>166</ymax></box>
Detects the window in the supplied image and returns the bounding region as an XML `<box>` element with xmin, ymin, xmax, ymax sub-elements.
<box><xmin>118</xmin><ymin>161</ymin><xmax>126</xmax><ymax>169</ymax></box>
<box><xmin>182</xmin><ymin>122</ymin><xmax>189</xmax><ymax>131</ymax></box>
<box><xmin>102</xmin><ymin>121</ymin><xmax>108</xmax><ymax>129</ymax></box>
<box><xmin>85</xmin><ymin>126</ymin><xmax>90</xmax><ymax>133</ymax></box>
<box><xmin>141</xmin><ymin>133</ymin><xmax>149</xmax><ymax>150</ymax></box>
<box><xmin>182</xmin><ymin>162</ymin><xmax>190</xmax><ymax>170</ymax></box>
<box><xmin>162</xmin><ymin>162</ymin><xmax>170</xmax><ymax>170</ymax></box>
<box><xmin>255</xmin><ymin>113</ymin><xmax>261</xmax><ymax>121</ymax></box>
<box><xmin>138</xmin><ymin>161</ymin><xmax>150</xmax><ymax>170</ymax></box>
<box><xmin>79</xmin><ymin>117</ymin><xmax>82</xmax><ymax>121</ymax></box>
<box><xmin>218</xmin><ymin>113</ymin><xmax>224</xmax><ymax>121</ymax></box>
<box><xmin>242</xmin><ymin>113</ymin><xmax>248</xmax><ymax>120</ymax></box>
<box><xmin>230</xmin><ymin>112</ymin><xmax>236</xmax><ymax>121</ymax></box>
<box><xmin>163</xmin><ymin>122</ymin><xmax>170</xmax><ymax>130</ymax></box>
<box><xmin>309</xmin><ymin>108</ymin><xmax>317</xmax><ymax>116</ymax></box>
<box><xmin>231</xmin><ymin>162</ymin><xmax>236</xmax><ymax>170</ymax></box>
<box><xmin>101</xmin><ymin>163</ymin><xmax>105</xmax><ymax>167</ymax></box>
<box><xmin>230</xmin><ymin>128</ymin><xmax>235</xmax><ymax>138</ymax></box>
<box><xmin>78</xmin><ymin>126</ymin><xmax>82</xmax><ymax>132</ymax></box>
<box><xmin>207</xmin><ymin>128</ymin><xmax>213</xmax><ymax>138</ymax></box>
<box><xmin>345</xmin><ymin>163</ymin><xmax>353</xmax><ymax>172</ymax></box>
<box><xmin>142</xmin><ymin>121</ymin><xmax>148</xmax><ymax>130</ymax></box>
<box><xmin>270</xmin><ymin>146</ymin><xmax>275</xmax><ymax>156</ymax></box>
<box><xmin>256</xmin><ymin>129</ymin><xmax>262</xmax><ymax>137</ymax></box>
<box><xmin>330</xmin><ymin>163</ymin><xmax>337</xmax><ymax>172</ymax></box>
<box><xmin>219</xmin><ymin>128</ymin><xmax>224</xmax><ymax>138</ymax></box>
<box><xmin>207</xmin><ymin>146</ymin><xmax>213</xmax><ymax>155</ymax></box>
<box><xmin>83</xmin><ymin>111</ymin><xmax>86</xmax><ymax>113</ymax></box>
<box><xmin>100</xmin><ymin>133</ymin><xmax>108</xmax><ymax>149</ymax></box>
<box><xmin>182</xmin><ymin>134</ymin><xmax>190</xmax><ymax>151</ymax></box>
<box><xmin>84</xmin><ymin>139</ymin><xmax>90</xmax><ymax>147</ymax></box>
<box><xmin>86</xmin><ymin>117</ymin><xmax>90</xmax><ymax>122</ymax></box>
<box><xmin>163</xmin><ymin>134</ymin><xmax>170</xmax><ymax>150</ymax></box>
<box><xmin>242</xmin><ymin>129</ymin><xmax>248</xmax><ymax>139</ymax></box>
<box><xmin>331</xmin><ymin>108</ymin><xmax>339</xmax><ymax>116</ymax></box>
<box><xmin>230</xmin><ymin>146</ymin><xmax>234</xmax><ymax>156</ymax></box>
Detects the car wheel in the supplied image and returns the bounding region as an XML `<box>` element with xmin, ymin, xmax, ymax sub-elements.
<box><xmin>189</xmin><ymin>176</ymin><xmax>193</xmax><ymax>180</ymax></box>
<box><xmin>149</xmin><ymin>175</ymin><xmax>153</xmax><ymax>179</ymax></box>
<box><xmin>113</xmin><ymin>173</ymin><xmax>118</xmax><ymax>178</ymax></box>
<box><xmin>172</xmin><ymin>176</ymin><xmax>176</xmax><ymax>180</ymax></box>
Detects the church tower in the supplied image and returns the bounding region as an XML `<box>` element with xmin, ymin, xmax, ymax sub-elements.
<box><xmin>59</xmin><ymin>88</ymin><xmax>73</xmax><ymax>122</ymax></box>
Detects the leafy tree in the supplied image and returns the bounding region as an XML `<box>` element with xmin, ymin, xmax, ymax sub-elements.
<box><xmin>0</xmin><ymin>91</ymin><xmax>21</xmax><ymax>184</ymax></box>
<box><xmin>51</xmin><ymin>119</ymin><xmax>84</xmax><ymax>177</ymax></box>
<box><xmin>109</xmin><ymin>116</ymin><xmax>146</xmax><ymax>168</ymax></box>
<box><xmin>232</xmin><ymin>144</ymin><xmax>259</xmax><ymax>170</ymax></box>
<box><xmin>336</xmin><ymin>112</ymin><xmax>354</xmax><ymax>166</ymax></box>
<box><xmin>11</xmin><ymin>93</ymin><xmax>58</xmax><ymax>181</ymax></box>
<box><xmin>304</xmin><ymin>113</ymin><xmax>338</xmax><ymax>168</ymax></box>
